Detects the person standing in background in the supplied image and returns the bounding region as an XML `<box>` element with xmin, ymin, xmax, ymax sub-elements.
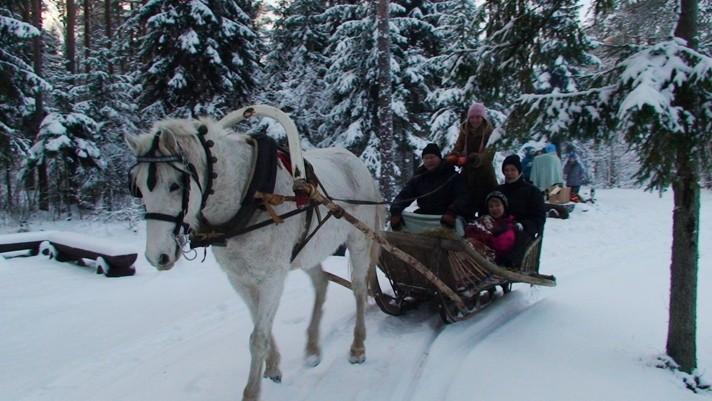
<box><xmin>529</xmin><ymin>143</ymin><xmax>564</xmax><ymax>192</ymax></box>
<box><xmin>563</xmin><ymin>152</ymin><xmax>587</xmax><ymax>195</ymax></box>
<box><xmin>447</xmin><ymin>102</ymin><xmax>498</xmax><ymax>217</ymax></box>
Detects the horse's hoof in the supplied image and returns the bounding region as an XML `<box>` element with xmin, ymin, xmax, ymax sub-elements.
<box><xmin>263</xmin><ymin>372</ymin><xmax>282</xmax><ymax>383</ymax></box>
<box><xmin>305</xmin><ymin>353</ymin><xmax>321</xmax><ymax>367</ymax></box>
<box><xmin>349</xmin><ymin>350</ymin><xmax>366</xmax><ymax>364</ymax></box>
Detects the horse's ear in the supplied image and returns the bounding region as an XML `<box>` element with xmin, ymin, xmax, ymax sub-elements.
<box><xmin>125</xmin><ymin>134</ymin><xmax>141</xmax><ymax>155</ymax></box>
<box><xmin>160</xmin><ymin>129</ymin><xmax>181</xmax><ymax>154</ymax></box>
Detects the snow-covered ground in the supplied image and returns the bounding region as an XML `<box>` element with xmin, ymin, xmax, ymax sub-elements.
<box><xmin>1</xmin><ymin>188</ymin><xmax>710</xmax><ymax>401</ymax></box>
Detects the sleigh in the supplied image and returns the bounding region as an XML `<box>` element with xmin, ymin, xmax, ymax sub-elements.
<box><xmin>369</xmin><ymin>213</ymin><xmax>554</xmax><ymax>323</ymax></box>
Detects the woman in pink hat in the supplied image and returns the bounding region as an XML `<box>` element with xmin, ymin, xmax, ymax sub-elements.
<box><xmin>447</xmin><ymin>102</ymin><xmax>498</xmax><ymax>217</ymax></box>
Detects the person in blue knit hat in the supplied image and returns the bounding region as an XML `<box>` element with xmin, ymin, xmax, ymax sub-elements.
<box><xmin>529</xmin><ymin>143</ymin><xmax>563</xmax><ymax>192</ymax></box>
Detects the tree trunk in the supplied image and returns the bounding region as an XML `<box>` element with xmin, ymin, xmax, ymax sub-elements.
<box><xmin>66</xmin><ymin>0</ymin><xmax>77</xmax><ymax>74</ymax></box>
<box><xmin>666</xmin><ymin>155</ymin><xmax>699</xmax><ymax>373</ymax></box>
<box><xmin>675</xmin><ymin>0</ymin><xmax>698</xmax><ymax>49</ymax></box>
<box><xmin>83</xmin><ymin>0</ymin><xmax>91</xmax><ymax>73</ymax></box>
<box><xmin>666</xmin><ymin>0</ymin><xmax>699</xmax><ymax>374</ymax></box>
<box><xmin>31</xmin><ymin>0</ymin><xmax>49</xmax><ymax>211</ymax></box>
<box><xmin>376</xmin><ymin>0</ymin><xmax>396</xmax><ymax>201</ymax></box>
<box><xmin>4</xmin><ymin>162</ymin><xmax>12</xmax><ymax>210</ymax></box>
<box><xmin>38</xmin><ymin>165</ymin><xmax>49</xmax><ymax>211</ymax></box>
<box><xmin>105</xmin><ymin>0</ymin><xmax>113</xmax><ymax>74</ymax></box>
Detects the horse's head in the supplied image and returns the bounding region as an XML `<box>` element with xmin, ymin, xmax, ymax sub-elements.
<box><xmin>126</xmin><ymin>119</ymin><xmax>211</xmax><ymax>270</ymax></box>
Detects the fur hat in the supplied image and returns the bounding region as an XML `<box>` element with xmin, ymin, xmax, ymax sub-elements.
<box><xmin>421</xmin><ymin>143</ymin><xmax>442</xmax><ymax>159</ymax></box>
<box><xmin>486</xmin><ymin>191</ymin><xmax>509</xmax><ymax>210</ymax></box>
<box><xmin>467</xmin><ymin>102</ymin><xmax>487</xmax><ymax>118</ymax></box>
<box><xmin>502</xmin><ymin>154</ymin><xmax>522</xmax><ymax>173</ymax></box>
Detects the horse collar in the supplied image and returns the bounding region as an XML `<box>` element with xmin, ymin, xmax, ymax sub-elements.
<box><xmin>193</xmin><ymin>134</ymin><xmax>280</xmax><ymax>243</ymax></box>
<box><xmin>195</xmin><ymin>124</ymin><xmax>217</xmax><ymax>210</ymax></box>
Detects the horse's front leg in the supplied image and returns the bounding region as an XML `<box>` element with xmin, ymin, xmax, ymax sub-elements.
<box><xmin>227</xmin><ymin>273</ymin><xmax>285</xmax><ymax>401</ymax></box>
<box><xmin>347</xmin><ymin>237</ymin><xmax>370</xmax><ymax>364</ymax></box>
<box><xmin>304</xmin><ymin>264</ymin><xmax>328</xmax><ymax>366</ymax></box>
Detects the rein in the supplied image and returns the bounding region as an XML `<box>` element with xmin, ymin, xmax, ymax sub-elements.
<box><xmin>128</xmin><ymin>124</ymin><xmax>397</xmax><ymax>262</ymax></box>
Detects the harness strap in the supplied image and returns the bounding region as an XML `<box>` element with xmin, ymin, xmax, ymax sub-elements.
<box><xmin>290</xmin><ymin>210</ymin><xmax>334</xmax><ymax>262</ymax></box>
<box><xmin>190</xmin><ymin>204</ymin><xmax>316</xmax><ymax>248</ymax></box>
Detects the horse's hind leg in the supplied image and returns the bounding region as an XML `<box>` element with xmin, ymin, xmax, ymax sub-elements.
<box><xmin>304</xmin><ymin>264</ymin><xmax>328</xmax><ymax>367</ymax></box>
<box><xmin>346</xmin><ymin>234</ymin><xmax>370</xmax><ymax>364</ymax></box>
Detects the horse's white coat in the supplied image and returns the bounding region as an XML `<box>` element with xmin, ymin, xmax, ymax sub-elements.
<box><xmin>126</xmin><ymin>116</ymin><xmax>384</xmax><ymax>401</ymax></box>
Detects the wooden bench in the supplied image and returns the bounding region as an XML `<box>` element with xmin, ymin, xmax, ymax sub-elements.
<box><xmin>0</xmin><ymin>231</ymin><xmax>137</xmax><ymax>277</ymax></box>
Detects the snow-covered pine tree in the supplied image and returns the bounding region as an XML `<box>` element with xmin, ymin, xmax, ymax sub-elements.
<box><xmin>317</xmin><ymin>0</ymin><xmax>439</xmax><ymax>188</ymax></box>
<box><xmin>428</xmin><ymin>0</ymin><xmax>594</xmax><ymax>153</ymax></box>
<box><xmin>263</xmin><ymin>0</ymin><xmax>329</xmax><ymax>146</ymax></box>
<box><xmin>589</xmin><ymin>0</ymin><xmax>677</xmax><ymax>47</ymax></box>
<box><xmin>72</xmin><ymin>39</ymin><xmax>140</xmax><ymax>209</ymax></box>
<box><xmin>427</xmin><ymin>0</ymin><xmax>481</xmax><ymax>150</ymax></box>
<box><xmin>0</xmin><ymin>5</ymin><xmax>50</xmax><ymax>210</ymax></box>
<box><xmin>0</xmin><ymin>8</ymin><xmax>49</xmax><ymax>166</ymax></box>
<box><xmin>505</xmin><ymin>1</ymin><xmax>711</xmax><ymax>377</ymax></box>
<box><xmin>22</xmin><ymin>26</ymin><xmax>103</xmax><ymax>215</ymax></box>
<box><xmin>124</xmin><ymin>0</ymin><xmax>261</xmax><ymax>119</ymax></box>
<box><xmin>476</xmin><ymin>0</ymin><xmax>595</xmax><ymax>106</ymax></box>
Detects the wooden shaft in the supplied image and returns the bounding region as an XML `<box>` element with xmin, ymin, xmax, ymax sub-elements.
<box><xmin>452</xmin><ymin>238</ymin><xmax>557</xmax><ymax>287</ymax></box>
<box><xmin>296</xmin><ymin>181</ymin><xmax>466</xmax><ymax>310</ymax></box>
<box><xmin>324</xmin><ymin>271</ymin><xmax>352</xmax><ymax>290</ymax></box>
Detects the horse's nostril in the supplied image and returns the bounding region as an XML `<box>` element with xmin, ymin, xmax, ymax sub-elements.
<box><xmin>158</xmin><ymin>253</ymin><xmax>170</xmax><ymax>266</ymax></box>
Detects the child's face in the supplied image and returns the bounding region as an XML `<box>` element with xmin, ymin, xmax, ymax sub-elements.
<box><xmin>488</xmin><ymin>198</ymin><xmax>505</xmax><ymax>218</ymax></box>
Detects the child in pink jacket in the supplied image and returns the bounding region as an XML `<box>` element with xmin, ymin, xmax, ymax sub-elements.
<box><xmin>465</xmin><ymin>191</ymin><xmax>517</xmax><ymax>265</ymax></box>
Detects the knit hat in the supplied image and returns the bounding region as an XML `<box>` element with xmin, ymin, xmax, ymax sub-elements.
<box><xmin>421</xmin><ymin>143</ymin><xmax>442</xmax><ymax>159</ymax></box>
<box><xmin>544</xmin><ymin>143</ymin><xmax>557</xmax><ymax>153</ymax></box>
<box><xmin>485</xmin><ymin>191</ymin><xmax>509</xmax><ymax>210</ymax></box>
<box><xmin>502</xmin><ymin>154</ymin><xmax>522</xmax><ymax>173</ymax></box>
<box><xmin>467</xmin><ymin>102</ymin><xmax>487</xmax><ymax>118</ymax></box>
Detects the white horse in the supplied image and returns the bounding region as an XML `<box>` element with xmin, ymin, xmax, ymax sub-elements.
<box><xmin>126</xmin><ymin>106</ymin><xmax>384</xmax><ymax>401</ymax></box>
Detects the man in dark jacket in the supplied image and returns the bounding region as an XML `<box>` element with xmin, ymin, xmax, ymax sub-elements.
<box><xmin>390</xmin><ymin>143</ymin><xmax>464</xmax><ymax>230</ymax></box>
<box><xmin>495</xmin><ymin>154</ymin><xmax>546</xmax><ymax>267</ymax></box>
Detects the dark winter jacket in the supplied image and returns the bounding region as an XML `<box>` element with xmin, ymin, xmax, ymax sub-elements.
<box><xmin>390</xmin><ymin>163</ymin><xmax>464</xmax><ymax>216</ymax></box>
<box><xmin>495</xmin><ymin>177</ymin><xmax>546</xmax><ymax>238</ymax></box>
<box><xmin>563</xmin><ymin>160</ymin><xmax>587</xmax><ymax>187</ymax></box>
<box><xmin>451</xmin><ymin>119</ymin><xmax>498</xmax><ymax>214</ymax></box>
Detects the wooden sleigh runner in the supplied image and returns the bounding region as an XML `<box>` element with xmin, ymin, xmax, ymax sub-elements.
<box><xmin>369</xmin><ymin>220</ymin><xmax>555</xmax><ymax>323</ymax></box>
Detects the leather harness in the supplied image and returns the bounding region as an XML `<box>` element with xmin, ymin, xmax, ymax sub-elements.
<box><xmin>129</xmin><ymin>125</ymin><xmax>329</xmax><ymax>262</ymax></box>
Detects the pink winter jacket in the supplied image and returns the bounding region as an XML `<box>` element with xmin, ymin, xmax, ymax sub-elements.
<box><xmin>466</xmin><ymin>215</ymin><xmax>516</xmax><ymax>262</ymax></box>
<box><xmin>488</xmin><ymin>215</ymin><xmax>516</xmax><ymax>259</ymax></box>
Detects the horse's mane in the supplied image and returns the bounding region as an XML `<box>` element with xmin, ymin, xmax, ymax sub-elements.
<box><xmin>129</xmin><ymin>117</ymin><xmax>236</xmax><ymax>188</ymax></box>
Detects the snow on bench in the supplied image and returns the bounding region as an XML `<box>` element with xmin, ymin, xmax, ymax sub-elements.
<box><xmin>0</xmin><ymin>231</ymin><xmax>137</xmax><ymax>277</ymax></box>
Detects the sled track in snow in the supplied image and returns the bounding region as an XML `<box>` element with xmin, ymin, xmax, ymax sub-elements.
<box><xmin>265</xmin><ymin>285</ymin><xmax>547</xmax><ymax>401</ymax></box>
<box><xmin>399</xmin><ymin>288</ymin><xmax>546</xmax><ymax>401</ymax></box>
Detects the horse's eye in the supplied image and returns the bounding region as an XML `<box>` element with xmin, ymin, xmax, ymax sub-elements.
<box><xmin>169</xmin><ymin>183</ymin><xmax>181</xmax><ymax>192</ymax></box>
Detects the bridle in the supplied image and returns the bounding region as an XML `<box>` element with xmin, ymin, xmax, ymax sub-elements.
<box><xmin>128</xmin><ymin>125</ymin><xmax>217</xmax><ymax>239</ymax></box>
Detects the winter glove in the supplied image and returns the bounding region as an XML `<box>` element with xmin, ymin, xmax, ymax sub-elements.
<box><xmin>440</xmin><ymin>211</ymin><xmax>456</xmax><ymax>228</ymax></box>
<box><xmin>514</xmin><ymin>222</ymin><xmax>524</xmax><ymax>232</ymax></box>
<box><xmin>390</xmin><ymin>215</ymin><xmax>404</xmax><ymax>231</ymax></box>
<box><xmin>481</xmin><ymin>215</ymin><xmax>495</xmax><ymax>230</ymax></box>
<box><xmin>467</xmin><ymin>152</ymin><xmax>482</xmax><ymax>167</ymax></box>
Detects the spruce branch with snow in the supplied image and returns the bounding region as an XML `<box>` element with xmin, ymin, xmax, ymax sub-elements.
<box><xmin>505</xmin><ymin>39</ymin><xmax>712</xmax><ymax>189</ymax></box>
